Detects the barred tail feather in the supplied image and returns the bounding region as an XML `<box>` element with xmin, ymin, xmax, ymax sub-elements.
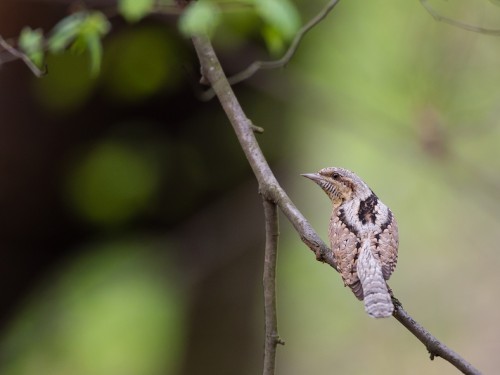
<box><xmin>356</xmin><ymin>240</ymin><xmax>394</xmax><ymax>318</ymax></box>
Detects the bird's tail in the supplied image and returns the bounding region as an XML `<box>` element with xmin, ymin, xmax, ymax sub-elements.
<box><xmin>356</xmin><ymin>239</ymin><xmax>394</xmax><ymax>318</ymax></box>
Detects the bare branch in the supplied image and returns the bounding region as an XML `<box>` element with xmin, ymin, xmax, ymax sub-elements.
<box><xmin>262</xmin><ymin>198</ymin><xmax>284</xmax><ymax>375</ymax></box>
<box><xmin>393</xmin><ymin>301</ymin><xmax>481</xmax><ymax>375</ymax></box>
<box><xmin>420</xmin><ymin>0</ymin><xmax>500</xmax><ymax>36</ymax></box>
<box><xmin>191</xmin><ymin>33</ymin><xmax>483</xmax><ymax>375</ymax></box>
<box><xmin>191</xmin><ymin>34</ymin><xmax>336</xmax><ymax>269</ymax></box>
<box><xmin>0</xmin><ymin>36</ymin><xmax>46</xmax><ymax>77</ymax></box>
<box><xmin>200</xmin><ymin>0</ymin><xmax>341</xmax><ymax>100</ymax></box>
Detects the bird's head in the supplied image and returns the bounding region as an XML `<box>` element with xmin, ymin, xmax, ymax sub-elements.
<box><xmin>302</xmin><ymin>167</ymin><xmax>372</xmax><ymax>203</ymax></box>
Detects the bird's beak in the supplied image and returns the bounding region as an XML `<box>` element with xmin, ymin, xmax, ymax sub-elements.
<box><xmin>301</xmin><ymin>173</ymin><xmax>322</xmax><ymax>183</ymax></box>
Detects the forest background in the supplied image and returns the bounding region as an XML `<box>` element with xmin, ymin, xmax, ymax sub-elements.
<box><xmin>0</xmin><ymin>1</ymin><xmax>499</xmax><ymax>374</ymax></box>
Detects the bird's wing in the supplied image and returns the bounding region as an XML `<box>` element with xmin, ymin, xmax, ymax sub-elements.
<box><xmin>376</xmin><ymin>211</ymin><xmax>399</xmax><ymax>280</ymax></box>
<box><xmin>329</xmin><ymin>212</ymin><xmax>363</xmax><ymax>300</ymax></box>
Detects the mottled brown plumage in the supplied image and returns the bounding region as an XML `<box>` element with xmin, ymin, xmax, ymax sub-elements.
<box><xmin>302</xmin><ymin>167</ymin><xmax>398</xmax><ymax>318</ymax></box>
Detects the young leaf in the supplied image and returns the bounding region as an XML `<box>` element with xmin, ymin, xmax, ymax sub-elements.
<box><xmin>254</xmin><ymin>0</ymin><xmax>300</xmax><ymax>39</ymax></box>
<box><xmin>81</xmin><ymin>11</ymin><xmax>112</xmax><ymax>37</ymax></box>
<box><xmin>79</xmin><ymin>12</ymin><xmax>110</xmax><ymax>75</ymax></box>
<box><xmin>118</xmin><ymin>0</ymin><xmax>155</xmax><ymax>23</ymax></box>
<box><xmin>18</xmin><ymin>27</ymin><xmax>45</xmax><ymax>67</ymax></box>
<box><xmin>47</xmin><ymin>11</ymin><xmax>110</xmax><ymax>75</ymax></box>
<box><xmin>261</xmin><ymin>25</ymin><xmax>285</xmax><ymax>56</ymax></box>
<box><xmin>84</xmin><ymin>33</ymin><xmax>103</xmax><ymax>76</ymax></box>
<box><xmin>47</xmin><ymin>13</ymin><xmax>86</xmax><ymax>53</ymax></box>
<box><xmin>48</xmin><ymin>11</ymin><xmax>110</xmax><ymax>53</ymax></box>
<box><xmin>178</xmin><ymin>1</ymin><xmax>221</xmax><ymax>37</ymax></box>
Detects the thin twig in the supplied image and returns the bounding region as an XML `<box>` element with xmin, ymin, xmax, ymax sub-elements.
<box><xmin>191</xmin><ymin>33</ymin><xmax>482</xmax><ymax>375</ymax></box>
<box><xmin>420</xmin><ymin>0</ymin><xmax>500</xmax><ymax>36</ymax></box>
<box><xmin>262</xmin><ymin>198</ymin><xmax>283</xmax><ymax>375</ymax></box>
<box><xmin>0</xmin><ymin>36</ymin><xmax>46</xmax><ymax>77</ymax></box>
<box><xmin>393</xmin><ymin>302</ymin><xmax>481</xmax><ymax>375</ymax></box>
<box><xmin>200</xmin><ymin>0</ymin><xmax>341</xmax><ymax>100</ymax></box>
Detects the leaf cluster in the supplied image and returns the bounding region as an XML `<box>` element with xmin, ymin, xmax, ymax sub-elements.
<box><xmin>179</xmin><ymin>0</ymin><xmax>300</xmax><ymax>54</ymax></box>
<box><xmin>5</xmin><ymin>0</ymin><xmax>301</xmax><ymax>76</ymax></box>
<box><xmin>19</xmin><ymin>11</ymin><xmax>110</xmax><ymax>76</ymax></box>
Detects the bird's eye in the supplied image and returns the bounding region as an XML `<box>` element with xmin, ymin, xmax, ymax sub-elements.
<box><xmin>332</xmin><ymin>173</ymin><xmax>340</xmax><ymax>179</ymax></box>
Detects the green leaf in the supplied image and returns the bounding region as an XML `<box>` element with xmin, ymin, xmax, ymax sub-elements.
<box><xmin>254</xmin><ymin>0</ymin><xmax>300</xmax><ymax>39</ymax></box>
<box><xmin>85</xmin><ymin>34</ymin><xmax>103</xmax><ymax>76</ymax></box>
<box><xmin>47</xmin><ymin>11</ymin><xmax>110</xmax><ymax>75</ymax></box>
<box><xmin>78</xmin><ymin>11</ymin><xmax>110</xmax><ymax>75</ymax></box>
<box><xmin>48</xmin><ymin>11</ymin><xmax>110</xmax><ymax>53</ymax></box>
<box><xmin>80</xmin><ymin>11</ymin><xmax>112</xmax><ymax>36</ymax></box>
<box><xmin>18</xmin><ymin>27</ymin><xmax>45</xmax><ymax>67</ymax></box>
<box><xmin>47</xmin><ymin>13</ymin><xmax>86</xmax><ymax>52</ymax></box>
<box><xmin>118</xmin><ymin>0</ymin><xmax>155</xmax><ymax>22</ymax></box>
<box><xmin>489</xmin><ymin>0</ymin><xmax>500</xmax><ymax>6</ymax></box>
<box><xmin>261</xmin><ymin>25</ymin><xmax>286</xmax><ymax>56</ymax></box>
<box><xmin>178</xmin><ymin>1</ymin><xmax>221</xmax><ymax>37</ymax></box>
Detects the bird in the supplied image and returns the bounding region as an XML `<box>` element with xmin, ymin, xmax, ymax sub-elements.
<box><xmin>302</xmin><ymin>167</ymin><xmax>398</xmax><ymax>318</ymax></box>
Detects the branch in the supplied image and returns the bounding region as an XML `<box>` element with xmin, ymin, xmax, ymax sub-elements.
<box><xmin>191</xmin><ymin>34</ymin><xmax>482</xmax><ymax>375</ymax></box>
<box><xmin>200</xmin><ymin>0</ymin><xmax>341</xmax><ymax>100</ymax></box>
<box><xmin>191</xmin><ymin>34</ymin><xmax>336</xmax><ymax>269</ymax></box>
<box><xmin>392</xmin><ymin>301</ymin><xmax>481</xmax><ymax>375</ymax></box>
<box><xmin>262</xmin><ymin>198</ymin><xmax>284</xmax><ymax>375</ymax></box>
<box><xmin>0</xmin><ymin>36</ymin><xmax>46</xmax><ymax>77</ymax></box>
<box><xmin>420</xmin><ymin>0</ymin><xmax>500</xmax><ymax>36</ymax></box>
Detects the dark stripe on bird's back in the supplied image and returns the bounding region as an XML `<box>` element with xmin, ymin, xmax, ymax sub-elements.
<box><xmin>358</xmin><ymin>192</ymin><xmax>378</xmax><ymax>224</ymax></box>
<box><xmin>338</xmin><ymin>208</ymin><xmax>358</xmax><ymax>236</ymax></box>
<box><xmin>353</xmin><ymin>240</ymin><xmax>361</xmax><ymax>262</ymax></box>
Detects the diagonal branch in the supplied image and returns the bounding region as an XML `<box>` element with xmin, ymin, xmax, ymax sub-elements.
<box><xmin>191</xmin><ymin>34</ymin><xmax>482</xmax><ymax>375</ymax></box>
<box><xmin>191</xmin><ymin>34</ymin><xmax>336</xmax><ymax>270</ymax></box>
<box><xmin>0</xmin><ymin>36</ymin><xmax>46</xmax><ymax>77</ymax></box>
<box><xmin>393</xmin><ymin>301</ymin><xmax>480</xmax><ymax>374</ymax></box>
<box><xmin>262</xmin><ymin>198</ymin><xmax>284</xmax><ymax>375</ymax></box>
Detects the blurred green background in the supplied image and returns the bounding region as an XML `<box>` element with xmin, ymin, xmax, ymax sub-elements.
<box><xmin>1</xmin><ymin>1</ymin><xmax>500</xmax><ymax>374</ymax></box>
